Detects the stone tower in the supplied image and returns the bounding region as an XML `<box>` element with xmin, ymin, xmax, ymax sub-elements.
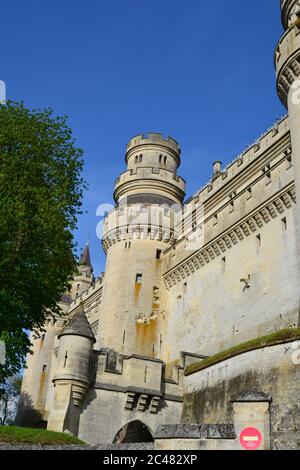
<box><xmin>98</xmin><ymin>134</ymin><xmax>186</xmax><ymax>357</ymax></box>
<box><xmin>276</xmin><ymin>0</ymin><xmax>300</xmax><ymax>238</ymax></box>
<box><xmin>47</xmin><ymin>308</ymin><xmax>96</xmax><ymax>434</ymax></box>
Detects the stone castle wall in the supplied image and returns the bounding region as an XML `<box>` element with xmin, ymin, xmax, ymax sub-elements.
<box><xmin>181</xmin><ymin>340</ymin><xmax>300</xmax><ymax>450</ymax></box>
<box><xmin>19</xmin><ymin>1</ymin><xmax>300</xmax><ymax>445</ymax></box>
<box><xmin>163</xmin><ymin>193</ymin><xmax>299</xmax><ymax>360</ymax></box>
<box><xmin>161</xmin><ymin>118</ymin><xmax>300</xmax><ymax>363</ymax></box>
<box><xmin>78</xmin><ymin>388</ymin><xmax>182</xmax><ymax>445</ymax></box>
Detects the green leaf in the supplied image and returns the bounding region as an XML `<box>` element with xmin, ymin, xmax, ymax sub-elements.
<box><xmin>0</xmin><ymin>101</ymin><xmax>87</xmax><ymax>383</ymax></box>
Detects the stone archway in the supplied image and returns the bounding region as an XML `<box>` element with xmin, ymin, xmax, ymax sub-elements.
<box><xmin>113</xmin><ymin>420</ymin><xmax>154</xmax><ymax>443</ymax></box>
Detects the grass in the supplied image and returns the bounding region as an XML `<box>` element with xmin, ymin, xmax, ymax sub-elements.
<box><xmin>0</xmin><ymin>426</ymin><xmax>85</xmax><ymax>445</ymax></box>
<box><xmin>185</xmin><ymin>328</ymin><xmax>300</xmax><ymax>376</ymax></box>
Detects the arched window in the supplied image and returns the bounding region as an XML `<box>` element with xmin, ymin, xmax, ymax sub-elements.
<box><xmin>135</xmin><ymin>155</ymin><xmax>138</xmax><ymax>164</ymax></box>
<box><xmin>164</xmin><ymin>156</ymin><xmax>167</xmax><ymax>165</ymax></box>
<box><xmin>139</xmin><ymin>154</ymin><xmax>143</xmax><ymax>163</ymax></box>
<box><xmin>159</xmin><ymin>154</ymin><xmax>162</xmax><ymax>163</ymax></box>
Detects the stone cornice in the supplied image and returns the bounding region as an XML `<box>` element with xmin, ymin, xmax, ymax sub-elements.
<box><xmin>163</xmin><ymin>184</ymin><xmax>296</xmax><ymax>289</ymax></box>
<box><xmin>102</xmin><ymin>224</ymin><xmax>176</xmax><ymax>253</ymax></box>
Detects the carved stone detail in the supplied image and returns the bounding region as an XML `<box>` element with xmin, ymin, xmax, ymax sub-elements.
<box><xmin>137</xmin><ymin>394</ymin><xmax>148</xmax><ymax>412</ymax></box>
<box><xmin>149</xmin><ymin>396</ymin><xmax>160</xmax><ymax>414</ymax></box>
<box><xmin>125</xmin><ymin>392</ymin><xmax>136</xmax><ymax>410</ymax></box>
<box><xmin>71</xmin><ymin>382</ymin><xmax>89</xmax><ymax>407</ymax></box>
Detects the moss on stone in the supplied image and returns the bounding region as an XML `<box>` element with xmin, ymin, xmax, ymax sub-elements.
<box><xmin>185</xmin><ymin>328</ymin><xmax>300</xmax><ymax>376</ymax></box>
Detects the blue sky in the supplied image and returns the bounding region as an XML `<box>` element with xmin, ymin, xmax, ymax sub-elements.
<box><xmin>1</xmin><ymin>0</ymin><xmax>285</xmax><ymax>276</ymax></box>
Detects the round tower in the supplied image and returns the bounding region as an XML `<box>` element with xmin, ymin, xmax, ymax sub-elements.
<box><xmin>114</xmin><ymin>133</ymin><xmax>185</xmax><ymax>206</ymax></box>
<box><xmin>98</xmin><ymin>134</ymin><xmax>186</xmax><ymax>358</ymax></box>
<box><xmin>54</xmin><ymin>309</ymin><xmax>95</xmax><ymax>384</ymax></box>
<box><xmin>275</xmin><ymin>1</ymin><xmax>300</xmax><ymax>236</ymax></box>
<box><xmin>48</xmin><ymin>309</ymin><xmax>95</xmax><ymax>434</ymax></box>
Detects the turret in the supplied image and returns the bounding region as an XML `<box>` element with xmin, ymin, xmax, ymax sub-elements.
<box><xmin>70</xmin><ymin>242</ymin><xmax>93</xmax><ymax>299</ymax></box>
<box><xmin>275</xmin><ymin>0</ymin><xmax>300</xmax><ymax>244</ymax></box>
<box><xmin>47</xmin><ymin>309</ymin><xmax>95</xmax><ymax>435</ymax></box>
<box><xmin>98</xmin><ymin>134</ymin><xmax>186</xmax><ymax>357</ymax></box>
<box><xmin>54</xmin><ymin>309</ymin><xmax>95</xmax><ymax>384</ymax></box>
<box><xmin>114</xmin><ymin>133</ymin><xmax>185</xmax><ymax>206</ymax></box>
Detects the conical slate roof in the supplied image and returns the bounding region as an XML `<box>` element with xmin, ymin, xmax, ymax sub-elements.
<box><xmin>58</xmin><ymin>309</ymin><xmax>96</xmax><ymax>343</ymax></box>
<box><xmin>79</xmin><ymin>243</ymin><xmax>92</xmax><ymax>268</ymax></box>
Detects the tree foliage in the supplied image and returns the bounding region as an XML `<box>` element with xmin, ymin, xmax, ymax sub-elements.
<box><xmin>0</xmin><ymin>101</ymin><xmax>86</xmax><ymax>382</ymax></box>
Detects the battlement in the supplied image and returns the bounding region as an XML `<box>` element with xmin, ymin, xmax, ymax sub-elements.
<box><xmin>102</xmin><ymin>204</ymin><xmax>178</xmax><ymax>252</ymax></box>
<box><xmin>93</xmin><ymin>349</ymin><xmax>183</xmax><ymax>404</ymax></box>
<box><xmin>189</xmin><ymin>116</ymin><xmax>289</xmax><ymax>206</ymax></box>
<box><xmin>115</xmin><ymin>166</ymin><xmax>185</xmax><ymax>190</ymax></box>
<box><xmin>114</xmin><ymin>166</ymin><xmax>186</xmax><ymax>204</ymax></box>
<box><xmin>126</xmin><ymin>134</ymin><xmax>181</xmax><ymax>161</ymax></box>
<box><xmin>103</xmin><ymin>204</ymin><xmax>176</xmax><ymax>231</ymax></box>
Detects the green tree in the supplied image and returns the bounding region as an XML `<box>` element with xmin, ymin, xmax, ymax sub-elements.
<box><xmin>0</xmin><ymin>101</ymin><xmax>86</xmax><ymax>383</ymax></box>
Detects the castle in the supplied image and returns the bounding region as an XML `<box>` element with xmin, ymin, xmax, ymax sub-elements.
<box><xmin>20</xmin><ymin>1</ymin><xmax>300</xmax><ymax>450</ymax></box>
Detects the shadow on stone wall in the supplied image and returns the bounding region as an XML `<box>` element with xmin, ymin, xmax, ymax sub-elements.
<box><xmin>14</xmin><ymin>392</ymin><xmax>44</xmax><ymax>428</ymax></box>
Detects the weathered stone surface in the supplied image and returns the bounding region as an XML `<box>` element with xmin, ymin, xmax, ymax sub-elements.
<box><xmin>230</xmin><ymin>391</ymin><xmax>272</xmax><ymax>403</ymax></box>
<box><xmin>155</xmin><ymin>424</ymin><xmax>236</xmax><ymax>440</ymax></box>
<box><xmin>18</xmin><ymin>1</ymin><xmax>300</xmax><ymax>451</ymax></box>
<box><xmin>0</xmin><ymin>443</ymin><xmax>154</xmax><ymax>451</ymax></box>
<box><xmin>183</xmin><ymin>341</ymin><xmax>300</xmax><ymax>450</ymax></box>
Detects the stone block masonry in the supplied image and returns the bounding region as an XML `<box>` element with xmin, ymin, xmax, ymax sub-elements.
<box><xmin>19</xmin><ymin>1</ymin><xmax>300</xmax><ymax>449</ymax></box>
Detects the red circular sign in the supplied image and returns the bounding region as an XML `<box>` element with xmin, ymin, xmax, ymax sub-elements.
<box><xmin>239</xmin><ymin>427</ymin><xmax>263</xmax><ymax>450</ymax></box>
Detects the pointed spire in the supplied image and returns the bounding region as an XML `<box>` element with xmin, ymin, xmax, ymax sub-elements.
<box><xmin>58</xmin><ymin>305</ymin><xmax>96</xmax><ymax>343</ymax></box>
<box><xmin>79</xmin><ymin>240</ymin><xmax>92</xmax><ymax>268</ymax></box>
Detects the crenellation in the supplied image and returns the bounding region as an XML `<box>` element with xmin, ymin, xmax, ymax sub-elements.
<box><xmin>126</xmin><ymin>133</ymin><xmax>181</xmax><ymax>156</ymax></box>
<box><xmin>114</xmin><ymin>167</ymin><xmax>186</xmax><ymax>205</ymax></box>
<box><xmin>164</xmin><ymin>132</ymin><xmax>293</xmax><ymax>254</ymax></box>
<box><xmin>191</xmin><ymin>116</ymin><xmax>289</xmax><ymax>206</ymax></box>
<box><xmin>116</xmin><ymin>166</ymin><xmax>186</xmax><ymax>186</ymax></box>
